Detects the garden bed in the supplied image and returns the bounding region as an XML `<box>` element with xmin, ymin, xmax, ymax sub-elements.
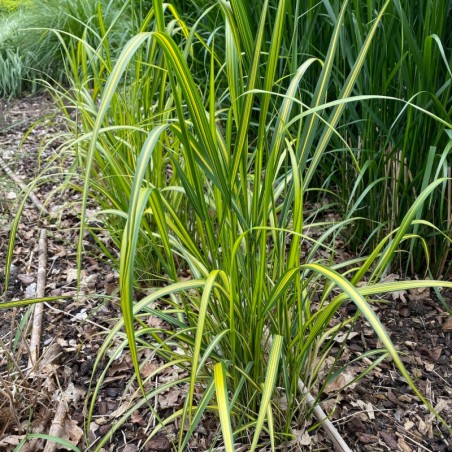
<box><xmin>1</xmin><ymin>95</ymin><xmax>451</xmax><ymax>451</ymax></box>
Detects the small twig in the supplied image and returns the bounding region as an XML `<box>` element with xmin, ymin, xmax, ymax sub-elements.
<box><xmin>0</xmin><ymin>155</ymin><xmax>48</xmax><ymax>215</ymax></box>
<box><xmin>395</xmin><ymin>431</ymin><xmax>431</xmax><ymax>452</ymax></box>
<box><xmin>267</xmin><ymin>335</ymin><xmax>352</xmax><ymax>451</ymax></box>
<box><xmin>44</xmin><ymin>395</ymin><xmax>67</xmax><ymax>452</ymax></box>
<box><xmin>298</xmin><ymin>379</ymin><xmax>352</xmax><ymax>452</ymax></box>
<box><xmin>28</xmin><ymin>229</ymin><xmax>48</xmax><ymax>370</ymax></box>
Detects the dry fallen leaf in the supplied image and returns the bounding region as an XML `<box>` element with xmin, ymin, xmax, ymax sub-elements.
<box><xmin>17</xmin><ymin>274</ymin><xmax>35</xmax><ymax>284</ymax></box>
<box><xmin>158</xmin><ymin>388</ymin><xmax>180</xmax><ymax>409</ymax></box>
<box><xmin>333</xmin><ymin>331</ymin><xmax>359</xmax><ymax>343</ymax></box>
<box><xmin>408</xmin><ymin>286</ymin><xmax>430</xmax><ymax>300</ymax></box>
<box><xmin>0</xmin><ymin>435</ymin><xmax>23</xmax><ymax>448</ymax></box>
<box><xmin>145</xmin><ymin>434</ymin><xmax>171</xmax><ymax>451</ymax></box>
<box><xmin>442</xmin><ymin>317</ymin><xmax>452</xmax><ymax>331</ymax></box>
<box><xmin>324</xmin><ymin>368</ymin><xmax>357</xmax><ymax>394</ymax></box>
<box><xmin>60</xmin><ymin>416</ymin><xmax>83</xmax><ymax>449</ymax></box>
<box><xmin>392</xmin><ymin>290</ymin><xmax>408</xmax><ymax>302</ymax></box>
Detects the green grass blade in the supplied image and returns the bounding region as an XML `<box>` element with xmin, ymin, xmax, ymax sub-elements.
<box><xmin>180</xmin><ymin>270</ymin><xmax>226</xmax><ymax>446</ymax></box>
<box><xmin>120</xmin><ymin>124</ymin><xmax>169</xmax><ymax>389</ymax></box>
<box><xmin>214</xmin><ymin>362</ymin><xmax>235</xmax><ymax>452</ymax></box>
<box><xmin>0</xmin><ymin>296</ymin><xmax>70</xmax><ymax>310</ymax></box>
<box><xmin>298</xmin><ymin>0</ymin><xmax>349</xmax><ymax>171</ymax></box>
<box><xmin>250</xmin><ymin>334</ymin><xmax>283</xmax><ymax>452</ymax></box>
<box><xmin>13</xmin><ymin>434</ymin><xmax>80</xmax><ymax>452</ymax></box>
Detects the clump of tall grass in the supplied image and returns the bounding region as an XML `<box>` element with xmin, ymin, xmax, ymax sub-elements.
<box><xmin>2</xmin><ymin>0</ymin><xmax>452</xmax><ymax>450</ymax></box>
<box><xmin>42</xmin><ymin>0</ymin><xmax>452</xmax><ymax>448</ymax></box>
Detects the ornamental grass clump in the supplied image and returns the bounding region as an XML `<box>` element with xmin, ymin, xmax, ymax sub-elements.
<box><xmin>2</xmin><ymin>0</ymin><xmax>452</xmax><ymax>450</ymax></box>
<box><xmin>64</xmin><ymin>1</ymin><xmax>452</xmax><ymax>448</ymax></box>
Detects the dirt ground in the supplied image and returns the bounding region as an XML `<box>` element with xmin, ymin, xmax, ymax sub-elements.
<box><xmin>0</xmin><ymin>95</ymin><xmax>451</xmax><ymax>451</ymax></box>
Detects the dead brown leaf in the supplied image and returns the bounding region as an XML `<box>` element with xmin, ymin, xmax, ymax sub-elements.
<box><xmin>108</xmin><ymin>354</ymin><xmax>133</xmax><ymax>376</ymax></box>
<box><xmin>145</xmin><ymin>434</ymin><xmax>171</xmax><ymax>451</ymax></box>
<box><xmin>60</xmin><ymin>416</ymin><xmax>83</xmax><ymax>449</ymax></box>
<box><xmin>324</xmin><ymin>368</ymin><xmax>357</xmax><ymax>394</ymax></box>
<box><xmin>158</xmin><ymin>388</ymin><xmax>180</xmax><ymax>409</ymax></box>
<box><xmin>142</xmin><ymin>361</ymin><xmax>159</xmax><ymax>378</ymax></box>
<box><xmin>17</xmin><ymin>274</ymin><xmax>35</xmax><ymax>284</ymax></box>
<box><xmin>442</xmin><ymin>316</ymin><xmax>452</xmax><ymax>330</ymax></box>
<box><xmin>408</xmin><ymin>286</ymin><xmax>430</xmax><ymax>301</ymax></box>
<box><xmin>0</xmin><ymin>435</ymin><xmax>23</xmax><ymax>449</ymax></box>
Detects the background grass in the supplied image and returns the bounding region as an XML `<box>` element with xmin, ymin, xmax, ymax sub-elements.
<box><xmin>0</xmin><ymin>0</ymin><xmax>137</xmax><ymax>97</ymax></box>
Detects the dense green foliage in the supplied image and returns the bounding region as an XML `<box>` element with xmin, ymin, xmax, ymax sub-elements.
<box><xmin>0</xmin><ymin>0</ymin><xmax>133</xmax><ymax>96</ymax></box>
<box><xmin>1</xmin><ymin>0</ymin><xmax>451</xmax><ymax>449</ymax></box>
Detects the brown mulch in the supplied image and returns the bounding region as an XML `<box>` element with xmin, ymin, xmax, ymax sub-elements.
<box><xmin>0</xmin><ymin>95</ymin><xmax>451</xmax><ymax>451</ymax></box>
<box><xmin>330</xmin><ymin>287</ymin><xmax>452</xmax><ymax>451</ymax></box>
